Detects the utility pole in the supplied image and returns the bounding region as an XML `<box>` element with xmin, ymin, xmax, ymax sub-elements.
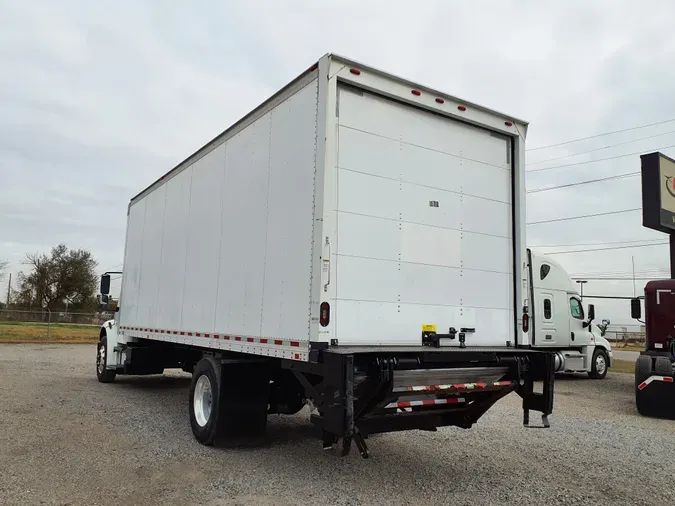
<box><xmin>632</xmin><ymin>255</ymin><xmax>636</xmax><ymax>296</ymax></box>
<box><xmin>6</xmin><ymin>273</ymin><xmax>10</xmax><ymax>306</ymax></box>
<box><xmin>576</xmin><ymin>279</ymin><xmax>588</xmax><ymax>301</ymax></box>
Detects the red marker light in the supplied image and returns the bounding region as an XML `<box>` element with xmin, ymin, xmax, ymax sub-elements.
<box><xmin>435</xmin><ymin>98</ymin><xmax>445</xmax><ymax>104</ymax></box>
<box><xmin>411</xmin><ymin>89</ymin><xmax>421</xmax><ymax>96</ymax></box>
<box><xmin>505</xmin><ymin>121</ymin><xmax>513</xmax><ymax>127</ymax></box>
<box><xmin>457</xmin><ymin>105</ymin><xmax>467</xmax><ymax>111</ymax></box>
<box><xmin>309</xmin><ymin>63</ymin><xmax>318</xmax><ymax>71</ymax></box>
<box><xmin>349</xmin><ymin>68</ymin><xmax>361</xmax><ymax>75</ymax></box>
<box><xmin>320</xmin><ymin>302</ymin><xmax>330</xmax><ymax>327</ymax></box>
<box><xmin>522</xmin><ymin>314</ymin><xmax>529</xmax><ymax>333</ymax></box>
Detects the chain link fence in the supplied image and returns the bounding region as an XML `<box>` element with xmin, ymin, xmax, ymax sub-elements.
<box><xmin>604</xmin><ymin>326</ymin><xmax>646</xmax><ymax>347</ymax></box>
<box><xmin>0</xmin><ymin>308</ymin><xmax>114</xmax><ymax>326</ymax></box>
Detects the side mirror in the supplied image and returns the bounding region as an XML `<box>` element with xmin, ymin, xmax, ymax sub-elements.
<box><xmin>631</xmin><ymin>298</ymin><xmax>642</xmax><ymax>320</ymax></box>
<box><xmin>100</xmin><ymin>274</ymin><xmax>111</xmax><ymax>295</ymax></box>
<box><xmin>587</xmin><ymin>304</ymin><xmax>595</xmax><ymax>322</ymax></box>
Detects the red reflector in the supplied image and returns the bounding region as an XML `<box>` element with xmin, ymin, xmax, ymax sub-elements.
<box><xmin>457</xmin><ymin>105</ymin><xmax>467</xmax><ymax>111</ymax></box>
<box><xmin>665</xmin><ymin>377</ymin><xmax>674</xmax><ymax>383</ymax></box>
<box><xmin>349</xmin><ymin>68</ymin><xmax>361</xmax><ymax>75</ymax></box>
<box><xmin>247</xmin><ymin>337</ymin><xmax>254</xmax><ymax>343</ymax></box>
<box><xmin>320</xmin><ymin>302</ymin><xmax>330</xmax><ymax>327</ymax></box>
<box><xmin>638</xmin><ymin>381</ymin><xmax>648</xmax><ymax>390</ymax></box>
<box><xmin>235</xmin><ymin>336</ymin><xmax>241</xmax><ymax>341</ymax></box>
<box><xmin>411</xmin><ymin>89</ymin><xmax>421</xmax><ymax>96</ymax></box>
<box><xmin>290</xmin><ymin>341</ymin><xmax>300</xmax><ymax>347</ymax></box>
<box><xmin>260</xmin><ymin>338</ymin><xmax>268</xmax><ymax>344</ymax></box>
<box><xmin>435</xmin><ymin>98</ymin><xmax>445</xmax><ymax>104</ymax></box>
<box><xmin>505</xmin><ymin>121</ymin><xmax>513</xmax><ymax>127</ymax></box>
<box><xmin>522</xmin><ymin>314</ymin><xmax>529</xmax><ymax>333</ymax></box>
<box><xmin>274</xmin><ymin>339</ymin><xmax>283</xmax><ymax>346</ymax></box>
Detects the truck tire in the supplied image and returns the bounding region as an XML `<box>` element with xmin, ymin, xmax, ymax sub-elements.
<box><xmin>654</xmin><ymin>356</ymin><xmax>674</xmax><ymax>376</ymax></box>
<box><xmin>635</xmin><ymin>355</ymin><xmax>654</xmax><ymax>417</ymax></box>
<box><xmin>635</xmin><ymin>355</ymin><xmax>652</xmax><ymax>387</ymax></box>
<box><xmin>588</xmin><ymin>348</ymin><xmax>609</xmax><ymax>379</ymax></box>
<box><xmin>189</xmin><ymin>356</ymin><xmax>222</xmax><ymax>446</ymax></box>
<box><xmin>96</xmin><ymin>336</ymin><xmax>116</xmax><ymax>383</ymax></box>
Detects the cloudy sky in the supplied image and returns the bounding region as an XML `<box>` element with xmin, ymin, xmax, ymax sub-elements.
<box><xmin>1</xmin><ymin>0</ymin><xmax>674</xmax><ymax>326</ymax></box>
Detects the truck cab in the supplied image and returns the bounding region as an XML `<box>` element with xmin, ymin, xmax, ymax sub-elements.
<box><xmin>632</xmin><ymin>280</ymin><xmax>675</xmax><ymax>419</ymax></box>
<box><xmin>527</xmin><ymin>249</ymin><xmax>613</xmax><ymax>378</ymax></box>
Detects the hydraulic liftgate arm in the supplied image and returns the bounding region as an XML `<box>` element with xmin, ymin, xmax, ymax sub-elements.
<box><xmin>293</xmin><ymin>350</ymin><xmax>555</xmax><ymax>458</ymax></box>
<box><xmin>517</xmin><ymin>352</ymin><xmax>555</xmax><ymax>428</ymax></box>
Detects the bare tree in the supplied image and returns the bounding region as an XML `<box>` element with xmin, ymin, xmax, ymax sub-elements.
<box><xmin>15</xmin><ymin>244</ymin><xmax>98</xmax><ymax>310</ymax></box>
<box><xmin>0</xmin><ymin>259</ymin><xmax>8</xmax><ymax>282</ymax></box>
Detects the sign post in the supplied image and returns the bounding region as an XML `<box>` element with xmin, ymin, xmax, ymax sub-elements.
<box><xmin>639</xmin><ymin>152</ymin><xmax>675</xmax><ymax>279</ymax></box>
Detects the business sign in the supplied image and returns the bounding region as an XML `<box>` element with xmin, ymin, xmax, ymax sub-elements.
<box><xmin>641</xmin><ymin>152</ymin><xmax>675</xmax><ymax>233</ymax></box>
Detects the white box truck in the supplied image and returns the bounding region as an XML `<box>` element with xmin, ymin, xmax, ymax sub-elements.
<box><xmin>96</xmin><ymin>53</ymin><xmax>555</xmax><ymax>457</ymax></box>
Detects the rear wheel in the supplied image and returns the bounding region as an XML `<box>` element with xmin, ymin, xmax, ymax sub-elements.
<box><xmin>635</xmin><ymin>355</ymin><xmax>654</xmax><ymax>416</ymax></box>
<box><xmin>654</xmin><ymin>356</ymin><xmax>674</xmax><ymax>376</ymax></box>
<box><xmin>588</xmin><ymin>348</ymin><xmax>608</xmax><ymax>379</ymax></box>
<box><xmin>189</xmin><ymin>356</ymin><xmax>222</xmax><ymax>446</ymax></box>
<box><xmin>96</xmin><ymin>336</ymin><xmax>116</xmax><ymax>383</ymax></box>
<box><xmin>189</xmin><ymin>357</ymin><xmax>271</xmax><ymax>447</ymax></box>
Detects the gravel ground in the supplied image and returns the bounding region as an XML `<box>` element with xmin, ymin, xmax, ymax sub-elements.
<box><xmin>1</xmin><ymin>344</ymin><xmax>674</xmax><ymax>506</ymax></box>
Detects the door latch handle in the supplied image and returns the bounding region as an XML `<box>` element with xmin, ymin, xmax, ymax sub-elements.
<box><xmin>571</xmin><ymin>332</ymin><xmax>575</xmax><ymax>341</ymax></box>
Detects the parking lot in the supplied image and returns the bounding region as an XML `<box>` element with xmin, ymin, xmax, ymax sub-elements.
<box><xmin>1</xmin><ymin>344</ymin><xmax>674</xmax><ymax>506</ymax></box>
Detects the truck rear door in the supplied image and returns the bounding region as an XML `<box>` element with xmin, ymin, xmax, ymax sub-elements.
<box><xmin>333</xmin><ymin>85</ymin><xmax>516</xmax><ymax>347</ymax></box>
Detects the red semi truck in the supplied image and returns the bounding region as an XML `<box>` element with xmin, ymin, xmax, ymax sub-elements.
<box><xmin>632</xmin><ymin>280</ymin><xmax>675</xmax><ymax>419</ymax></box>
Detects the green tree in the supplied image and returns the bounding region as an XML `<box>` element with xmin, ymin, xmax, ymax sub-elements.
<box><xmin>15</xmin><ymin>245</ymin><xmax>98</xmax><ymax>311</ymax></box>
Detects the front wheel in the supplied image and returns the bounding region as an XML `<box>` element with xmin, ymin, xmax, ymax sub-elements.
<box><xmin>96</xmin><ymin>336</ymin><xmax>116</xmax><ymax>383</ymax></box>
<box><xmin>588</xmin><ymin>348</ymin><xmax>608</xmax><ymax>379</ymax></box>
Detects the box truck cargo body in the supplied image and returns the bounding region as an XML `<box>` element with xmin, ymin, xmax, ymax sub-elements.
<box><xmin>97</xmin><ymin>54</ymin><xmax>555</xmax><ymax>456</ymax></box>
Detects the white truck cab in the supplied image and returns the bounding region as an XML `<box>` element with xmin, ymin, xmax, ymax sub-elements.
<box><xmin>527</xmin><ymin>249</ymin><xmax>613</xmax><ymax>379</ymax></box>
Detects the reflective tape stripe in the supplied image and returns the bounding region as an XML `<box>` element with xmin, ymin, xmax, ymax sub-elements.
<box><xmin>385</xmin><ymin>397</ymin><xmax>466</xmax><ymax>409</ymax></box>
<box><xmin>117</xmin><ymin>326</ymin><xmax>304</xmax><ymax>348</ymax></box>
<box><xmin>398</xmin><ymin>381</ymin><xmax>513</xmax><ymax>393</ymax></box>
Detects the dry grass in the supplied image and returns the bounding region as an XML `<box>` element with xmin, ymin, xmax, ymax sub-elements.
<box><xmin>610</xmin><ymin>359</ymin><xmax>635</xmax><ymax>375</ymax></box>
<box><xmin>612</xmin><ymin>344</ymin><xmax>644</xmax><ymax>352</ymax></box>
<box><xmin>0</xmin><ymin>321</ymin><xmax>100</xmax><ymax>344</ymax></box>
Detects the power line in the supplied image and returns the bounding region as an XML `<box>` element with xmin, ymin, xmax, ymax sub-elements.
<box><xmin>531</xmin><ymin>238</ymin><xmax>665</xmax><ymax>248</ymax></box>
<box><xmin>526</xmin><ymin>171</ymin><xmax>639</xmax><ymax>194</ymax></box>
<box><xmin>526</xmin><ymin>118</ymin><xmax>675</xmax><ymax>151</ymax></box>
<box><xmin>526</xmin><ymin>144</ymin><xmax>675</xmax><ymax>173</ymax></box>
<box><xmin>544</xmin><ymin>242</ymin><xmax>668</xmax><ymax>255</ymax></box>
<box><xmin>527</xmin><ymin>208</ymin><xmax>641</xmax><ymax>225</ymax></box>
<box><xmin>527</xmin><ymin>129</ymin><xmax>675</xmax><ymax>165</ymax></box>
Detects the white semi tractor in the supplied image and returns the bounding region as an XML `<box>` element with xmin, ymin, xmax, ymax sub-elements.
<box><xmin>527</xmin><ymin>250</ymin><xmax>612</xmax><ymax>379</ymax></box>
<box><xmin>96</xmin><ymin>53</ymin><xmax>557</xmax><ymax>457</ymax></box>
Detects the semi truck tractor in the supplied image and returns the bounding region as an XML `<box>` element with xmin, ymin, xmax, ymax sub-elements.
<box><xmin>96</xmin><ymin>53</ymin><xmax>555</xmax><ymax>457</ymax></box>
<box><xmin>632</xmin><ymin>280</ymin><xmax>675</xmax><ymax>419</ymax></box>
<box><xmin>527</xmin><ymin>250</ymin><xmax>612</xmax><ymax>378</ymax></box>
